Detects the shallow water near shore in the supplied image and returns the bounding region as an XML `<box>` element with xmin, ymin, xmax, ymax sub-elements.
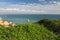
<box><xmin>0</xmin><ymin>14</ymin><xmax>60</xmax><ymax>24</ymax></box>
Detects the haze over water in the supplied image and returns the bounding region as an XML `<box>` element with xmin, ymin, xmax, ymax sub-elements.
<box><xmin>0</xmin><ymin>14</ymin><xmax>60</xmax><ymax>24</ymax></box>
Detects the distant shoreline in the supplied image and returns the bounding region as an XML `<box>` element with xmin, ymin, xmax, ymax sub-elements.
<box><xmin>0</xmin><ymin>14</ymin><xmax>60</xmax><ymax>15</ymax></box>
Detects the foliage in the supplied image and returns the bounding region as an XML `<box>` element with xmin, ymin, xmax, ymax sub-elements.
<box><xmin>57</xmin><ymin>34</ymin><xmax>60</xmax><ymax>40</ymax></box>
<box><xmin>0</xmin><ymin>24</ymin><xmax>58</xmax><ymax>40</ymax></box>
<box><xmin>37</xmin><ymin>19</ymin><xmax>60</xmax><ymax>34</ymax></box>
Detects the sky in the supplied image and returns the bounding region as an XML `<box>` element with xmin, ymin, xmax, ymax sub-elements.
<box><xmin>0</xmin><ymin>0</ymin><xmax>60</xmax><ymax>14</ymax></box>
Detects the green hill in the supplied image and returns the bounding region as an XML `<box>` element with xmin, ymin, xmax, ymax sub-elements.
<box><xmin>37</xmin><ymin>19</ymin><xmax>60</xmax><ymax>34</ymax></box>
<box><xmin>0</xmin><ymin>24</ymin><xmax>58</xmax><ymax>40</ymax></box>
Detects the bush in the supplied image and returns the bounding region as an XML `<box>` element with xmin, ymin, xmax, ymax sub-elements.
<box><xmin>0</xmin><ymin>24</ymin><xmax>58</xmax><ymax>40</ymax></box>
<box><xmin>38</xmin><ymin>19</ymin><xmax>60</xmax><ymax>34</ymax></box>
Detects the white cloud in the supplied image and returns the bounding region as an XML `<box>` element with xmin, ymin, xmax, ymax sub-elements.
<box><xmin>0</xmin><ymin>1</ymin><xmax>60</xmax><ymax>14</ymax></box>
<box><xmin>0</xmin><ymin>8</ymin><xmax>45</xmax><ymax>14</ymax></box>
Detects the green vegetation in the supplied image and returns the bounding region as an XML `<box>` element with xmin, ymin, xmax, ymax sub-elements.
<box><xmin>37</xmin><ymin>19</ymin><xmax>60</xmax><ymax>40</ymax></box>
<box><xmin>0</xmin><ymin>24</ymin><xmax>58</xmax><ymax>40</ymax></box>
<box><xmin>0</xmin><ymin>19</ymin><xmax>60</xmax><ymax>40</ymax></box>
<box><xmin>37</xmin><ymin>19</ymin><xmax>60</xmax><ymax>34</ymax></box>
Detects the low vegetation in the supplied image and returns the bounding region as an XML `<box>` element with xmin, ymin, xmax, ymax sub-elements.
<box><xmin>37</xmin><ymin>19</ymin><xmax>60</xmax><ymax>34</ymax></box>
<box><xmin>0</xmin><ymin>19</ymin><xmax>60</xmax><ymax>40</ymax></box>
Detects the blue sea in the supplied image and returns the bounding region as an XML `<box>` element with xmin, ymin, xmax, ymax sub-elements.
<box><xmin>0</xmin><ymin>14</ymin><xmax>60</xmax><ymax>24</ymax></box>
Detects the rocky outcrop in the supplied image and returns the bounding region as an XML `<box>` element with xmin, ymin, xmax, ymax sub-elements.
<box><xmin>0</xmin><ymin>17</ymin><xmax>15</xmax><ymax>27</ymax></box>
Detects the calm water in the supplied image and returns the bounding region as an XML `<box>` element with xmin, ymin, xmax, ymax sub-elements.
<box><xmin>0</xmin><ymin>14</ymin><xmax>60</xmax><ymax>24</ymax></box>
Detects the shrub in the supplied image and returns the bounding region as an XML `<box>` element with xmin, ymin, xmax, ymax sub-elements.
<box><xmin>0</xmin><ymin>24</ymin><xmax>58</xmax><ymax>40</ymax></box>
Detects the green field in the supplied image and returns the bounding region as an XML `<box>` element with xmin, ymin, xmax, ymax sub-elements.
<box><xmin>0</xmin><ymin>19</ymin><xmax>60</xmax><ymax>40</ymax></box>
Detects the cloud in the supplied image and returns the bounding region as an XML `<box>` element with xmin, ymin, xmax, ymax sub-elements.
<box><xmin>0</xmin><ymin>1</ymin><xmax>60</xmax><ymax>14</ymax></box>
<box><xmin>0</xmin><ymin>8</ymin><xmax>46</xmax><ymax>14</ymax></box>
<box><xmin>0</xmin><ymin>2</ymin><xmax>46</xmax><ymax>14</ymax></box>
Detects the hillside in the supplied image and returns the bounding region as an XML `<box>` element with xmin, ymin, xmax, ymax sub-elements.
<box><xmin>37</xmin><ymin>19</ymin><xmax>60</xmax><ymax>34</ymax></box>
<box><xmin>0</xmin><ymin>24</ymin><xmax>58</xmax><ymax>40</ymax></box>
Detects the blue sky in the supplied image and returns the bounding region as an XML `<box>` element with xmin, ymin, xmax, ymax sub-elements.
<box><xmin>0</xmin><ymin>0</ymin><xmax>59</xmax><ymax>4</ymax></box>
<box><xmin>0</xmin><ymin>0</ymin><xmax>60</xmax><ymax>14</ymax></box>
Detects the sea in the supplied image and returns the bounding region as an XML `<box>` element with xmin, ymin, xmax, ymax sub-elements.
<box><xmin>0</xmin><ymin>14</ymin><xmax>60</xmax><ymax>24</ymax></box>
